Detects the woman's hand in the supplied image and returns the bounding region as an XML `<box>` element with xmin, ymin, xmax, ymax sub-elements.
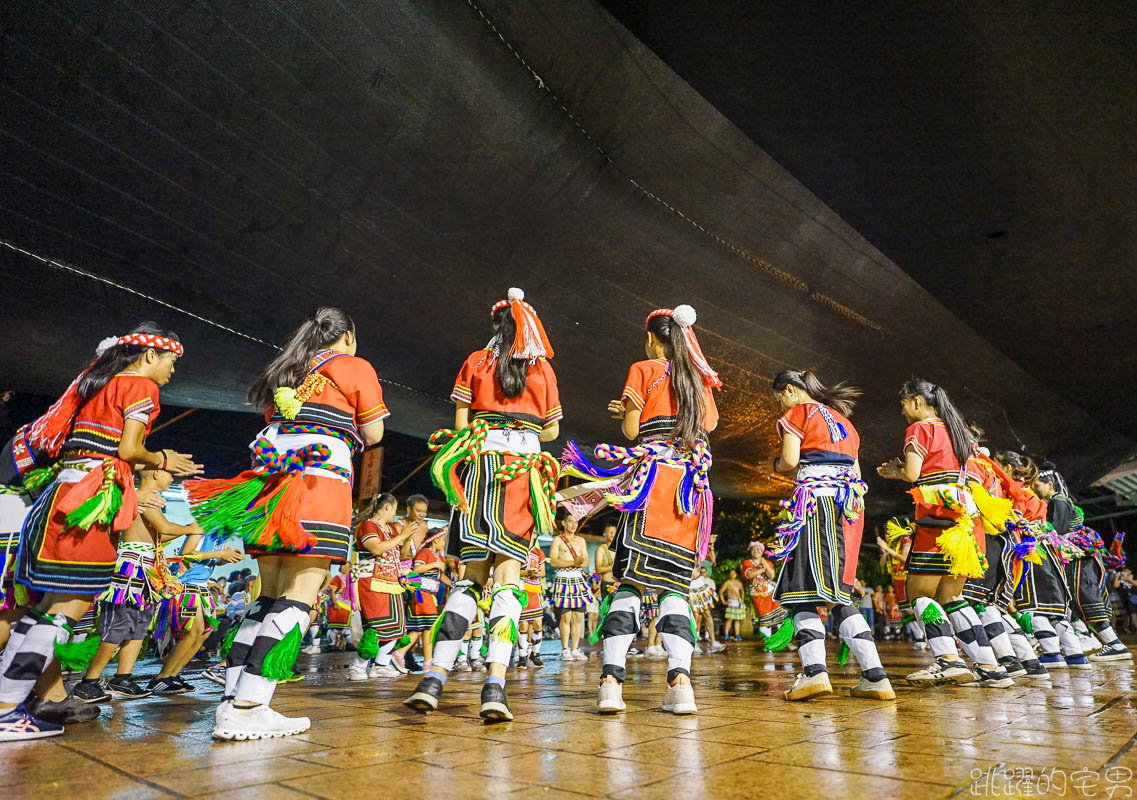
<box><xmin>607</xmin><ymin>399</ymin><xmax>625</xmax><ymax>419</ymax></box>
<box><xmin>876</xmin><ymin>458</ymin><xmax>902</xmax><ymax>479</ymax></box>
<box><xmin>217</xmin><ymin>548</ymin><xmax>243</xmax><ymax>563</ymax></box>
<box><xmin>163</xmin><ymin>450</ymin><xmax>204</xmax><ymax>477</ymax></box>
<box><xmin>137</xmin><ymin>488</ymin><xmax>166</xmax><ymax>510</ymax></box>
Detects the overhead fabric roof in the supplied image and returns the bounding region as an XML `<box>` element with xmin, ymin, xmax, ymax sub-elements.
<box><xmin>1</xmin><ymin>0</ymin><xmax>1131</xmax><ymax>505</ymax></box>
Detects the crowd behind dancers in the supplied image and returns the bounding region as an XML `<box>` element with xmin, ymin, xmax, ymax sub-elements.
<box><xmin>0</xmin><ymin>290</ymin><xmax>1131</xmax><ymax>744</ymax></box>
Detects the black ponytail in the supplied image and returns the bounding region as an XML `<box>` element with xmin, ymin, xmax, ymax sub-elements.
<box><xmin>249</xmin><ymin>307</ymin><xmax>354</xmax><ymax>410</ymax></box>
<box><xmin>899</xmin><ymin>379</ymin><xmax>974</xmax><ymax>466</ymax></box>
<box><xmin>353</xmin><ymin>491</ymin><xmax>397</xmax><ymax>527</ymax></box>
<box><xmin>646</xmin><ymin>314</ymin><xmax>705</xmax><ymax>445</ymax></box>
<box><xmin>772</xmin><ymin>370</ymin><xmax>861</xmax><ymax>417</ymax></box>
<box><xmin>491</xmin><ymin>306</ymin><xmax>528</xmax><ymax>398</ymax></box>
<box><xmin>77</xmin><ymin>322</ymin><xmax>180</xmax><ymax>401</ymax></box>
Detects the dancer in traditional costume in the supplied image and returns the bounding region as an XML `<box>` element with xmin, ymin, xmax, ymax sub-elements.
<box><xmin>518</xmin><ymin>542</ymin><xmax>547</xmax><ymax>668</ymax></box>
<box><xmin>689</xmin><ymin>566</ymin><xmax>725</xmax><ymax>653</ymax></box>
<box><xmin>877</xmin><ymin>380</ymin><xmax>1012</xmax><ymax>688</ymax></box>
<box><xmin>549</xmin><ymin>514</ymin><xmax>589</xmax><ymax>660</ymax></box>
<box><xmin>564</xmin><ymin>304</ymin><xmax>718</xmax><ymax>715</ymax></box>
<box><xmin>876</xmin><ymin>522</ymin><xmax>926</xmax><ymax>649</ymax></box>
<box><xmin>0</xmin><ymin>325</ymin><xmax>197</xmax><ymax>741</ymax></box>
<box><xmin>150</xmin><ymin>522</ymin><xmax>242</xmax><ymax>693</ymax></box>
<box><xmin>1035</xmin><ymin>462</ymin><xmax>1131</xmax><ymax>663</ymax></box>
<box><xmin>392</xmin><ymin>495</ymin><xmax>438</xmax><ymax>672</ymax></box>
<box><xmin>348</xmin><ymin>493</ymin><xmax>417</xmax><ymax>680</ymax></box>
<box><xmin>994</xmin><ymin>452</ymin><xmax>1086</xmax><ymax>670</ymax></box>
<box><xmin>404</xmin><ymin>288</ymin><xmax>561</xmax><ymax>721</ymax></box>
<box><xmin>322</xmin><ymin>564</ymin><xmax>354</xmax><ymax>650</ymax></box>
<box><xmin>188</xmin><ymin>308</ymin><xmax>388</xmax><ymax>741</ymax></box>
<box><xmin>958</xmin><ymin>449</ymin><xmax>1052</xmax><ymax>680</ymax></box>
<box><xmin>766</xmin><ymin>370</ymin><xmax>894</xmax><ymax>701</ymax></box>
<box><xmin>741</xmin><ymin>541</ymin><xmax>785</xmax><ymax>639</ymax></box>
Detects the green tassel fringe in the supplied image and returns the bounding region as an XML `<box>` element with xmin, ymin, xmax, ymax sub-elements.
<box><xmin>65</xmin><ymin>483</ymin><xmax>123</xmax><ymax>529</ymax></box>
<box><xmin>22</xmin><ymin>464</ymin><xmax>61</xmax><ymax>496</ymax></box>
<box><xmin>218</xmin><ymin>622</ymin><xmax>240</xmax><ymax>658</ymax></box>
<box><xmin>836</xmin><ymin>641</ymin><xmax>850</xmax><ymax>665</ymax></box>
<box><xmin>588</xmin><ymin>592</ymin><xmax>615</xmax><ymax>645</ymax></box>
<box><xmin>191</xmin><ymin>476</ymin><xmax>270</xmax><ymax>542</ymax></box>
<box><xmin>54</xmin><ymin>636</ymin><xmax>102</xmax><ymax>672</ymax></box>
<box><xmin>488</xmin><ymin>615</ymin><xmax>518</xmax><ymax>645</ymax></box>
<box><xmin>762</xmin><ymin>617</ymin><xmax>795</xmax><ymax>652</ymax></box>
<box><xmin>357</xmin><ymin>628</ymin><xmax>379</xmax><ymax>660</ymax></box>
<box><xmin>396</xmin><ymin>634</ymin><xmax>412</xmax><ymax>649</ymax></box>
<box><xmin>900</xmin><ymin>613</ymin><xmax>915</xmax><ymax>625</ymax></box>
<box><xmin>920</xmin><ymin>600</ymin><xmax>948</xmax><ymax>626</ymax></box>
<box><xmin>426</xmin><ymin>612</ymin><xmax>446</xmax><ymax>646</ymax></box>
<box><xmin>429</xmin><ymin>435</ymin><xmax>474</xmax><ymax>508</ymax></box>
<box><xmin>972</xmin><ymin>602</ymin><xmax>987</xmax><ymax>614</ymax></box>
<box><xmin>259</xmin><ymin>625</ymin><xmax>303</xmax><ymax>681</ymax></box>
<box><xmin>1016</xmin><ymin>612</ymin><xmax>1034</xmax><ymax>635</ymax></box>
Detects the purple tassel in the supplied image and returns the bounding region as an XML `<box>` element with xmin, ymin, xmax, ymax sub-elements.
<box><xmin>561</xmin><ymin>440</ymin><xmax>625</xmax><ymax>479</ymax></box>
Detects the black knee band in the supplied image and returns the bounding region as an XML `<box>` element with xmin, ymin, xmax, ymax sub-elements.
<box><xmin>657</xmin><ymin>614</ymin><xmax>695</xmax><ymax>644</ymax></box>
<box><xmin>795</xmin><ymin>627</ymin><xmax>825</xmax><ymax>645</ymax></box>
<box><xmin>601</xmin><ymin>664</ymin><xmax>626</xmax><ymax>683</ymax></box>
<box><xmin>600</xmin><ymin>610</ymin><xmax>639</xmax><ymax>638</ymax></box>
<box><xmin>830</xmin><ymin>604</ymin><xmax>859</xmax><ymax>627</ymax></box>
<box><xmin>436</xmin><ymin>609</ymin><xmax>473</xmax><ymax>643</ymax></box>
<box><xmin>666</xmin><ymin>667</ymin><xmax>690</xmax><ymax>683</ymax></box>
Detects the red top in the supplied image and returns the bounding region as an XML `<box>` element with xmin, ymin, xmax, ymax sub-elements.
<box><xmin>413</xmin><ymin>547</ymin><xmax>439</xmax><ymax>569</ymax></box>
<box><xmin>621</xmin><ymin>359</ymin><xmax>718</xmax><ymax>439</ymax></box>
<box><xmin>1015</xmin><ymin>485</ymin><xmax>1048</xmax><ymax>522</ymax></box>
<box><xmin>776</xmin><ymin>402</ymin><xmax>859</xmax><ymax>464</ymax></box>
<box><xmin>526</xmin><ymin>546</ymin><xmax>546</xmax><ymax>572</ymax></box>
<box><xmin>450</xmin><ymin>349</ymin><xmax>562</xmax><ymax>432</ymax></box>
<box><xmin>62</xmin><ymin>373</ymin><xmax>161</xmax><ymax>458</ymax></box>
<box><xmin>267</xmin><ymin>351</ymin><xmax>389</xmax><ymax>447</ymax></box>
<box><xmin>965</xmin><ymin>456</ymin><xmax>1002</xmax><ymax>497</ymax></box>
<box><xmin>356</xmin><ymin>519</ymin><xmax>402</xmax><ymax>581</ymax></box>
<box><xmin>903</xmin><ymin>418</ymin><xmax>962</xmax><ymax>480</ymax></box>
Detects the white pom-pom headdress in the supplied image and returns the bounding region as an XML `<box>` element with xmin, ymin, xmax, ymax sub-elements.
<box><xmin>491</xmin><ymin>287</ymin><xmax>554</xmax><ymax>360</ymax></box>
<box><xmin>95</xmin><ymin>336</ymin><xmax>120</xmax><ymax>357</ymax></box>
<box><xmin>645</xmin><ymin>305</ymin><xmax>721</xmax><ymax>389</ymax></box>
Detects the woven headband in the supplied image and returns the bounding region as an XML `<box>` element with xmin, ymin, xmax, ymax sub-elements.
<box><xmin>643</xmin><ymin>305</ymin><xmax>721</xmax><ymax>389</ymax></box>
<box><xmin>98</xmin><ymin>333</ymin><xmax>184</xmax><ymax>357</ymax></box>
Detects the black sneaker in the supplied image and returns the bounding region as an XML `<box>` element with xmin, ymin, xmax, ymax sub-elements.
<box><xmin>998</xmin><ymin>656</ymin><xmax>1027</xmax><ymax>678</ymax></box>
<box><xmin>71</xmin><ymin>679</ymin><xmax>111</xmax><ymax>704</ymax></box>
<box><xmin>171</xmin><ymin>676</ymin><xmax>196</xmax><ymax>692</ymax></box>
<box><xmin>403</xmin><ymin>676</ymin><xmax>444</xmax><ymax>713</ymax></box>
<box><xmin>517</xmin><ymin>653</ymin><xmax>528</xmax><ymax>670</ymax></box>
<box><xmin>148</xmin><ymin>676</ymin><xmax>190</xmax><ymax>695</ymax></box>
<box><xmin>1021</xmin><ymin>659</ymin><xmax>1051</xmax><ymax>680</ymax></box>
<box><xmin>1089</xmin><ymin>642</ymin><xmax>1134</xmax><ymax>662</ymax></box>
<box><xmin>106</xmin><ymin>675</ymin><xmax>153</xmax><ymax>699</ymax></box>
<box><xmin>529</xmin><ymin>651</ymin><xmax>544</xmax><ymax>668</ymax></box>
<box><xmin>479</xmin><ymin>682</ymin><xmax>513</xmax><ymax>722</ymax></box>
<box><xmin>29</xmin><ymin>693</ymin><xmax>102</xmax><ymax>724</ymax></box>
<box><xmin>965</xmin><ymin>666</ymin><xmax>1014</xmax><ymax>688</ymax></box>
<box><xmin>405</xmin><ymin>652</ymin><xmax>422</xmax><ymax>673</ymax></box>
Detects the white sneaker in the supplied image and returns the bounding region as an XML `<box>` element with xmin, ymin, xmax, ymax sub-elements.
<box><xmin>783</xmin><ymin>672</ymin><xmax>833</xmax><ymax>701</ymax></box>
<box><xmin>647</xmin><ymin>645</ymin><xmax>667</xmax><ymax>659</ymax></box>
<box><xmin>300</xmin><ymin>644</ymin><xmax>321</xmax><ymax>655</ymax></box>
<box><xmin>573</xmin><ymin>649</ymin><xmax>588</xmax><ymax>661</ymax></box>
<box><xmin>906</xmin><ymin>656</ymin><xmax>975</xmax><ymax>685</ymax></box>
<box><xmin>709</xmin><ymin>641</ymin><xmax>727</xmax><ymax>654</ymax></box>
<box><xmin>692</xmin><ymin>645</ymin><xmax>705</xmax><ymax>657</ymax></box>
<box><xmin>661</xmin><ymin>681</ymin><xmax>697</xmax><ymax>715</ymax></box>
<box><xmin>454</xmin><ymin>659</ymin><xmax>473</xmax><ymax>673</ymax></box>
<box><xmin>598</xmin><ymin>680</ymin><xmax>626</xmax><ymax>714</ymax></box>
<box><xmin>348</xmin><ymin>668</ymin><xmax>369</xmax><ymax>682</ymax></box>
<box><xmin>370</xmin><ymin>664</ymin><xmax>401</xmax><ymax>678</ymax></box>
<box><xmin>213</xmin><ymin>703</ymin><xmax>311</xmax><ymax>741</ymax></box>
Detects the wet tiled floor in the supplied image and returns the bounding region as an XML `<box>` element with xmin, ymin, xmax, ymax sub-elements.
<box><xmin>2</xmin><ymin>641</ymin><xmax>1134</xmax><ymax>799</ymax></box>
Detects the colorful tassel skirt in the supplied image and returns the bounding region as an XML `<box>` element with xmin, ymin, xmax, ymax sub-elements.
<box><xmin>358</xmin><ymin>578</ymin><xmax>406</xmax><ymax>639</ymax></box>
<box><xmin>446</xmin><ymin>452</ymin><xmax>550</xmax><ymax>564</ymax></box>
<box><xmin>241</xmin><ymin>473</ymin><xmax>353</xmax><ymax>564</ymax></box>
<box><xmin>551</xmin><ymin>569</ymin><xmax>590</xmax><ymax>610</ymax></box>
<box><xmin>520</xmin><ymin>581</ymin><xmax>545</xmax><ymax>622</ymax></box>
<box><xmin>689</xmin><ymin>584</ymin><xmax>716</xmax><ymax>612</ymax></box>
<box><xmin>774</xmin><ymin>494</ymin><xmax>862</xmax><ymax>606</ymax></box>
<box><xmin>0</xmin><ymin>491</ymin><xmax>36</xmax><ymax>610</ymax></box>
<box><xmin>1014</xmin><ymin>540</ymin><xmax>1070</xmax><ymax>615</ymax></box>
<box><xmin>962</xmin><ymin>531</ymin><xmax>1016</xmax><ymax>609</ymax></box>
<box><xmin>1066</xmin><ymin>554</ymin><xmax>1111</xmax><ymax>624</ymax></box>
<box><xmin>641</xmin><ymin>590</ymin><xmax>659</xmax><ymax>621</ymax></box>
<box><xmin>98</xmin><ymin>541</ymin><xmax>156</xmax><ymax>608</ymax></box>
<box><xmin>404</xmin><ymin>584</ymin><xmax>439</xmax><ymax>632</ymax></box>
<box><xmin>907</xmin><ymin>484</ymin><xmax>987</xmax><ymax>577</ymax></box>
<box><xmin>16</xmin><ymin>459</ymin><xmax>127</xmax><ymax>594</ymax></box>
<box><xmin>749</xmin><ymin>577</ymin><xmax>784</xmax><ymax>625</ymax></box>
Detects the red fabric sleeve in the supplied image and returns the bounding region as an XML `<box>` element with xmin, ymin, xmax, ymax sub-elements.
<box><xmin>776</xmin><ymin>404</ymin><xmax>808</xmax><ymax>441</ymax></box>
<box><xmin>117</xmin><ymin>377</ymin><xmax>162</xmax><ymax>430</ymax></box>
<box><xmin>451</xmin><ymin>352</ymin><xmax>477</xmax><ymax>405</ymax></box>
<box><xmin>903</xmin><ymin>421</ymin><xmax>932</xmax><ymax>458</ymax></box>
<box><xmin>620</xmin><ymin>362</ymin><xmax>651</xmax><ymax>411</ymax></box>
<box><xmin>356</xmin><ymin>520</ymin><xmax>380</xmax><ymax>544</ymax></box>
<box><xmin>325</xmin><ymin>355</ymin><xmax>389</xmax><ymax>427</ymax></box>
<box><xmin>541</xmin><ymin>360</ymin><xmax>563</xmax><ymax>425</ymax></box>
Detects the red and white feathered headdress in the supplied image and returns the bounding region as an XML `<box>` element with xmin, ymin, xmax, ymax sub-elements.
<box><xmin>27</xmin><ymin>333</ymin><xmax>183</xmax><ymax>457</ymax></box>
<box><xmin>491</xmin><ymin>288</ymin><xmax>555</xmax><ymax>360</ymax></box>
<box><xmin>645</xmin><ymin>305</ymin><xmax>721</xmax><ymax>389</ymax></box>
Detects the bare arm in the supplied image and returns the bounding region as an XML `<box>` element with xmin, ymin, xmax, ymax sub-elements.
<box><xmin>454</xmin><ymin>403</ymin><xmax>470</xmax><ymax>431</ymax></box>
<box><xmin>773</xmin><ymin>434</ymin><xmax>802</xmax><ymax>473</ymax></box>
<box><xmin>119</xmin><ymin>419</ymin><xmax>202</xmax><ymax>475</ymax></box>
<box><xmin>539</xmin><ymin>421</ymin><xmax>560</xmax><ymax>443</ymax></box>
<box><xmin>360</xmin><ymin>420</ymin><xmax>384</xmax><ymax>447</ymax></box>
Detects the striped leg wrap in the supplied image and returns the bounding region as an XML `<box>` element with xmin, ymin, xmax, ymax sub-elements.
<box><xmin>657</xmin><ymin>592</ymin><xmax>695</xmax><ymax>683</ymax></box>
<box><xmin>600</xmin><ymin>587</ymin><xmax>641</xmax><ymax>683</ymax></box>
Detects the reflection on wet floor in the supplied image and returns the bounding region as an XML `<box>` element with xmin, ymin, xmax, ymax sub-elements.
<box><xmin>1</xmin><ymin>640</ymin><xmax>1133</xmax><ymax>799</ymax></box>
